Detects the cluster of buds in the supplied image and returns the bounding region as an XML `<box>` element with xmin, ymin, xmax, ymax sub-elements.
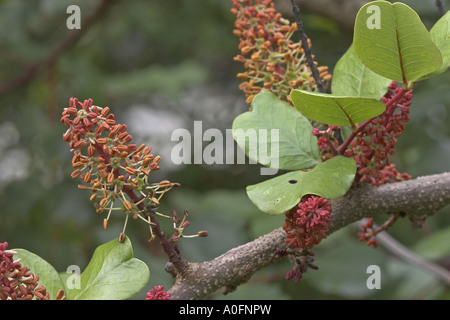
<box><xmin>357</xmin><ymin>218</ymin><xmax>378</xmax><ymax>248</ymax></box>
<box><xmin>230</xmin><ymin>0</ymin><xmax>331</xmax><ymax>104</ymax></box>
<box><xmin>358</xmin><ymin>214</ymin><xmax>402</xmax><ymax>249</ymax></box>
<box><xmin>344</xmin><ymin>82</ymin><xmax>413</xmax><ymax>186</ymax></box>
<box><xmin>146</xmin><ymin>285</ymin><xmax>170</xmax><ymax>300</ymax></box>
<box><xmin>286</xmin><ymin>250</ymin><xmax>318</xmax><ymax>283</ymax></box>
<box><xmin>283</xmin><ymin>195</ymin><xmax>331</xmax><ymax>250</ymax></box>
<box><xmin>169</xmin><ymin>209</ymin><xmax>208</xmax><ymax>243</ymax></box>
<box><xmin>61</xmin><ymin>98</ymin><xmax>179</xmax><ymax>241</ymax></box>
<box><xmin>275</xmin><ymin>248</ymin><xmax>318</xmax><ymax>283</ymax></box>
<box><xmin>312</xmin><ymin>125</ymin><xmax>341</xmax><ymax>159</ymax></box>
<box><xmin>0</xmin><ymin>242</ymin><xmax>49</xmax><ymax>300</ymax></box>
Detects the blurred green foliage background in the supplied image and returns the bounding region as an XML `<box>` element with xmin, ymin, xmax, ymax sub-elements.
<box><xmin>0</xmin><ymin>0</ymin><xmax>449</xmax><ymax>300</ymax></box>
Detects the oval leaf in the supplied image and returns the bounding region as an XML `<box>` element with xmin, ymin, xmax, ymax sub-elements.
<box><xmin>353</xmin><ymin>1</ymin><xmax>442</xmax><ymax>82</ymax></box>
<box><xmin>418</xmin><ymin>10</ymin><xmax>450</xmax><ymax>80</ymax></box>
<box><xmin>232</xmin><ymin>91</ymin><xmax>321</xmax><ymax>170</ymax></box>
<box><xmin>332</xmin><ymin>44</ymin><xmax>392</xmax><ymax>99</ymax></box>
<box><xmin>68</xmin><ymin>237</ymin><xmax>149</xmax><ymax>300</ymax></box>
<box><xmin>14</xmin><ymin>249</ymin><xmax>64</xmax><ymax>300</ymax></box>
<box><xmin>290</xmin><ymin>89</ymin><xmax>385</xmax><ymax>130</ymax></box>
<box><xmin>246</xmin><ymin>156</ymin><xmax>356</xmax><ymax>215</ymax></box>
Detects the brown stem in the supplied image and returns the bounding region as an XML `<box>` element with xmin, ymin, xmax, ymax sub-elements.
<box><xmin>375</xmin><ymin>230</ymin><xmax>450</xmax><ymax>286</ymax></box>
<box><xmin>290</xmin><ymin>0</ymin><xmax>324</xmax><ymax>93</ymax></box>
<box><xmin>435</xmin><ymin>0</ymin><xmax>445</xmax><ymax>16</ymax></box>
<box><xmin>337</xmin><ymin>118</ymin><xmax>372</xmax><ymax>154</ymax></box>
<box><xmin>337</xmin><ymin>87</ymin><xmax>408</xmax><ymax>155</ymax></box>
<box><xmin>122</xmin><ymin>184</ymin><xmax>190</xmax><ymax>276</ymax></box>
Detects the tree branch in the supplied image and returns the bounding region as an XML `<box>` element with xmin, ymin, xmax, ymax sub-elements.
<box><xmin>372</xmin><ymin>227</ymin><xmax>450</xmax><ymax>286</ymax></box>
<box><xmin>167</xmin><ymin>172</ymin><xmax>450</xmax><ymax>299</ymax></box>
<box><xmin>0</xmin><ymin>0</ymin><xmax>111</xmax><ymax>96</ymax></box>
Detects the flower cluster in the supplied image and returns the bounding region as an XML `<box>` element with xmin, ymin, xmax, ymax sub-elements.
<box><xmin>344</xmin><ymin>82</ymin><xmax>413</xmax><ymax>186</ymax></box>
<box><xmin>312</xmin><ymin>125</ymin><xmax>341</xmax><ymax>159</ymax></box>
<box><xmin>230</xmin><ymin>0</ymin><xmax>331</xmax><ymax>104</ymax></box>
<box><xmin>283</xmin><ymin>195</ymin><xmax>331</xmax><ymax>250</ymax></box>
<box><xmin>0</xmin><ymin>242</ymin><xmax>49</xmax><ymax>300</ymax></box>
<box><xmin>146</xmin><ymin>285</ymin><xmax>170</xmax><ymax>300</ymax></box>
<box><xmin>61</xmin><ymin>98</ymin><xmax>178</xmax><ymax>241</ymax></box>
<box><xmin>285</xmin><ymin>250</ymin><xmax>318</xmax><ymax>283</ymax></box>
<box><xmin>357</xmin><ymin>218</ymin><xmax>378</xmax><ymax>248</ymax></box>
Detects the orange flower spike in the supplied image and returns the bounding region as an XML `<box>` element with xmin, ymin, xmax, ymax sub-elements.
<box><xmin>62</xmin><ymin>97</ymin><xmax>177</xmax><ymax>240</ymax></box>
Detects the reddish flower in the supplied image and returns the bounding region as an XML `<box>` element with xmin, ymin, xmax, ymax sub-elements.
<box><xmin>344</xmin><ymin>81</ymin><xmax>412</xmax><ymax>186</ymax></box>
<box><xmin>230</xmin><ymin>0</ymin><xmax>330</xmax><ymax>103</ymax></box>
<box><xmin>61</xmin><ymin>98</ymin><xmax>178</xmax><ymax>241</ymax></box>
<box><xmin>146</xmin><ymin>286</ymin><xmax>170</xmax><ymax>300</ymax></box>
<box><xmin>357</xmin><ymin>218</ymin><xmax>378</xmax><ymax>248</ymax></box>
<box><xmin>285</xmin><ymin>250</ymin><xmax>318</xmax><ymax>283</ymax></box>
<box><xmin>0</xmin><ymin>242</ymin><xmax>50</xmax><ymax>300</ymax></box>
<box><xmin>312</xmin><ymin>125</ymin><xmax>340</xmax><ymax>156</ymax></box>
<box><xmin>283</xmin><ymin>195</ymin><xmax>331</xmax><ymax>249</ymax></box>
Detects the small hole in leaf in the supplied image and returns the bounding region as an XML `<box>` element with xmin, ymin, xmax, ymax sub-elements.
<box><xmin>288</xmin><ymin>180</ymin><xmax>297</xmax><ymax>184</ymax></box>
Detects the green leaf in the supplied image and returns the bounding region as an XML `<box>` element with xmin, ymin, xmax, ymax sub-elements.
<box><xmin>68</xmin><ymin>237</ymin><xmax>149</xmax><ymax>300</ymax></box>
<box><xmin>418</xmin><ymin>11</ymin><xmax>450</xmax><ymax>80</ymax></box>
<box><xmin>332</xmin><ymin>44</ymin><xmax>392</xmax><ymax>99</ymax></box>
<box><xmin>232</xmin><ymin>91</ymin><xmax>321</xmax><ymax>171</ymax></box>
<box><xmin>14</xmin><ymin>249</ymin><xmax>64</xmax><ymax>300</ymax></box>
<box><xmin>353</xmin><ymin>1</ymin><xmax>442</xmax><ymax>82</ymax></box>
<box><xmin>290</xmin><ymin>89</ymin><xmax>385</xmax><ymax>130</ymax></box>
<box><xmin>246</xmin><ymin>156</ymin><xmax>356</xmax><ymax>215</ymax></box>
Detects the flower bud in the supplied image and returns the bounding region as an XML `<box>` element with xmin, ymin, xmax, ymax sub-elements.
<box><xmin>197</xmin><ymin>230</ymin><xmax>208</xmax><ymax>237</ymax></box>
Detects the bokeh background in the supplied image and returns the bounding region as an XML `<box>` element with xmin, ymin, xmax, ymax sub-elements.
<box><xmin>0</xmin><ymin>0</ymin><xmax>449</xmax><ymax>300</ymax></box>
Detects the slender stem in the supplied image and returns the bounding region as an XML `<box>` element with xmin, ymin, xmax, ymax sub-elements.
<box><xmin>375</xmin><ymin>230</ymin><xmax>450</xmax><ymax>286</ymax></box>
<box><xmin>123</xmin><ymin>184</ymin><xmax>190</xmax><ymax>275</ymax></box>
<box><xmin>337</xmin><ymin>88</ymin><xmax>407</xmax><ymax>155</ymax></box>
<box><xmin>290</xmin><ymin>0</ymin><xmax>325</xmax><ymax>93</ymax></box>
<box><xmin>337</xmin><ymin>118</ymin><xmax>372</xmax><ymax>154</ymax></box>
<box><xmin>149</xmin><ymin>215</ymin><xmax>191</xmax><ymax>275</ymax></box>
<box><xmin>0</xmin><ymin>0</ymin><xmax>111</xmax><ymax>96</ymax></box>
<box><xmin>435</xmin><ymin>0</ymin><xmax>445</xmax><ymax>16</ymax></box>
<box><xmin>383</xmin><ymin>88</ymin><xmax>408</xmax><ymax>126</ymax></box>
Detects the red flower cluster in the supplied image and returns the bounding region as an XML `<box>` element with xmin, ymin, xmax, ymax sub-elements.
<box><xmin>312</xmin><ymin>125</ymin><xmax>341</xmax><ymax>158</ymax></box>
<box><xmin>285</xmin><ymin>250</ymin><xmax>318</xmax><ymax>283</ymax></box>
<box><xmin>283</xmin><ymin>195</ymin><xmax>331</xmax><ymax>249</ymax></box>
<box><xmin>146</xmin><ymin>285</ymin><xmax>170</xmax><ymax>300</ymax></box>
<box><xmin>0</xmin><ymin>242</ymin><xmax>49</xmax><ymax>300</ymax></box>
<box><xmin>230</xmin><ymin>0</ymin><xmax>330</xmax><ymax>103</ymax></box>
<box><xmin>357</xmin><ymin>218</ymin><xmax>378</xmax><ymax>248</ymax></box>
<box><xmin>344</xmin><ymin>82</ymin><xmax>412</xmax><ymax>186</ymax></box>
<box><xmin>61</xmin><ymin>98</ymin><xmax>177</xmax><ymax>241</ymax></box>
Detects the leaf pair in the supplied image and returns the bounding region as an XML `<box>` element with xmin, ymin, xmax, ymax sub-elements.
<box><xmin>292</xmin><ymin>1</ymin><xmax>449</xmax><ymax>130</ymax></box>
<box><xmin>14</xmin><ymin>237</ymin><xmax>149</xmax><ymax>300</ymax></box>
<box><xmin>353</xmin><ymin>1</ymin><xmax>448</xmax><ymax>83</ymax></box>
<box><xmin>233</xmin><ymin>92</ymin><xmax>356</xmax><ymax>215</ymax></box>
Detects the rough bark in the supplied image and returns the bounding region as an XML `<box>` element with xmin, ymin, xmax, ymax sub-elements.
<box><xmin>167</xmin><ymin>172</ymin><xmax>450</xmax><ymax>299</ymax></box>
